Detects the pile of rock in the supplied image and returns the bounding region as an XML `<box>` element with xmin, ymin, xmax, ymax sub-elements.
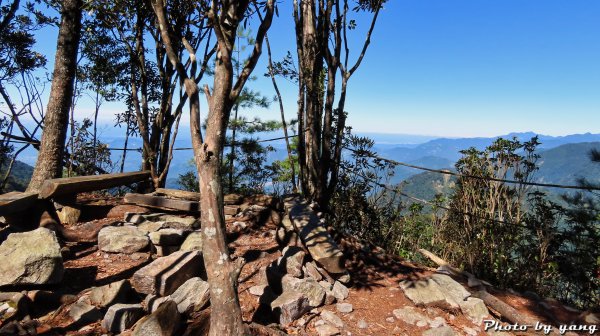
<box><xmin>97</xmin><ymin>213</ymin><xmax>201</xmax><ymax>257</ymax></box>
<box><xmin>248</xmin><ymin>244</ymin><xmax>351</xmax><ymax>333</ymax></box>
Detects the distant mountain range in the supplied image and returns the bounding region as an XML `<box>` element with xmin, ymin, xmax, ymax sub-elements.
<box><xmin>400</xmin><ymin>141</ymin><xmax>600</xmax><ymax>203</ymax></box>
<box><xmin>5</xmin><ymin>131</ymin><xmax>600</xmax><ymax>193</ymax></box>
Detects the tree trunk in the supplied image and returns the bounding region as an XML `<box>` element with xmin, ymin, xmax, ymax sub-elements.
<box><xmin>27</xmin><ymin>0</ymin><xmax>82</xmax><ymax>192</ymax></box>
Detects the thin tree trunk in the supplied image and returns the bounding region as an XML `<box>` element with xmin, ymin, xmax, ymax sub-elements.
<box><xmin>265</xmin><ymin>34</ymin><xmax>296</xmax><ymax>191</ymax></box>
<box><xmin>27</xmin><ymin>0</ymin><xmax>82</xmax><ymax>192</ymax></box>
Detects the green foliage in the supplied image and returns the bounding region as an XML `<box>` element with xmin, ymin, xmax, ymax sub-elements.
<box><xmin>270</xmin><ymin>135</ymin><xmax>300</xmax><ymax>195</ymax></box>
<box><xmin>0</xmin><ymin>1</ymin><xmax>51</xmax><ymax>82</ymax></box>
<box><xmin>441</xmin><ymin>137</ymin><xmax>540</xmax><ymax>285</ymax></box>
<box><xmin>66</xmin><ymin>118</ymin><xmax>113</xmax><ymax>176</ymax></box>
<box><xmin>176</xmin><ymin>159</ymin><xmax>199</xmax><ymax>192</ymax></box>
<box><xmin>329</xmin><ymin>132</ymin><xmax>402</xmax><ymax>244</ymax></box>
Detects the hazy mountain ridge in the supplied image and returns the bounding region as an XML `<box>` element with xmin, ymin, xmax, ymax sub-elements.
<box><xmin>400</xmin><ymin>141</ymin><xmax>600</xmax><ymax>203</ymax></box>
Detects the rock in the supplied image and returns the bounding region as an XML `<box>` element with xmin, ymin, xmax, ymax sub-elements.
<box><xmin>131</xmin><ymin>251</ymin><xmax>204</xmax><ymax>296</ymax></box>
<box><xmin>280</xmin><ymin>246</ymin><xmax>306</xmax><ymax>277</ymax></box>
<box><xmin>282</xmin><ymin>275</ymin><xmax>326</xmax><ymax>307</ymax></box>
<box><xmin>357</xmin><ymin>319</ymin><xmax>368</xmax><ymax>329</ymax></box>
<box><xmin>101</xmin><ymin>303</ymin><xmax>144</xmax><ymax>334</ymax></box>
<box><xmin>170</xmin><ymin>277</ymin><xmax>210</xmax><ymax>314</ymax></box>
<box><xmin>68</xmin><ymin>300</ymin><xmax>102</xmax><ymax>326</ymax></box>
<box><xmin>336</xmin><ymin>273</ymin><xmax>351</xmax><ymax>284</ymax></box>
<box><xmin>289</xmin><ymin>201</ymin><xmax>345</xmax><ymax>274</ymax></box>
<box><xmin>431</xmin><ymin>273</ymin><xmax>470</xmax><ymax>303</ymax></box>
<box><xmin>304</xmin><ymin>262</ymin><xmax>323</xmax><ymax>281</ymax></box>
<box><xmin>392</xmin><ymin>307</ymin><xmax>430</xmax><ymax>325</ymax></box>
<box><xmin>179</xmin><ymin>232</ymin><xmax>203</xmax><ymax>251</ymax></box>
<box><xmin>429</xmin><ymin>316</ymin><xmax>447</xmax><ymax>328</ymax></box>
<box><xmin>89</xmin><ymin>280</ymin><xmax>131</xmax><ymax>308</ymax></box>
<box><xmin>0</xmin><ymin>228</ymin><xmax>63</xmax><ymax>286</ymax></box>
<box><xmin>144</xmin><ymin>294</ymin><xmax>172</xmax><ymax>313</ymax></box>
<box><xmin>399</xmin><ymin>274</ymin><xmax>470</xmax><ymax>310</ymax></box>
<box><xmin>149</xmin><ymin>229</ymin><xmax>185</xmax><ymax>246</ymax></box>
<box><xmin>132</xmin><ymin>300</ymin><xmax>182</xmax><ymax>336</ymax></box>
<box><xmin>270</xmin><ymin>290</ymin><xmax>311</xmax><ymax>326</ymax></box>
<box><xmin>98</xmin><ymin>226</ymin><xmax>149</xmax><ymax>253</ymax></box>
<box><xmin>386</xmin><ymin>317</ymin><xmax>395</xmax><ymax>323</ymax></box>
<box><xmin>224</xmin><ymin>205</ymin><xmax>240</xmax><ymax>216</ymax></box>
<box><xmin>336</xmin><ymin>303</ymin><xmax>353</xmax><ymax>313</ymax></box>
<box><xmin>319</xmin><ymin>280</ymin><xmax>333</xmax><ymax>290</ymax></box>
<box><xmin>323</xmin><ymin>291</ymin><xmax>336</xmax><ymax>305</ymax></box>
<box><xmin>321</xmin><ymin>310</ymin><xmax>344</xmax><ymax>328</ymax></box>
<box><xmin>125</xmin><ymin>212</ymin><xmax>160</xmax><ymax>224</ymax></box>
<box><xmin>423</xmin><ymin>325</ymin><xmax>456</xmax><ymax>336</ymax></box>
<box><xmin>332</xmin><ymin>281</ymin><xmax>349</xmax><ymax>301</ymax></box>
<box><xmin>459</xmin><ymin>297</ymin><xmax>489</xmax><ymax>324</ymax></box>
<box><xmin>316</xmin><ymin>323</ymin><xmax>340</xmax><ymax>336</ymax></box>
<box><xmin>154</xmin><ymin>245</ymin><xmax>180</xmax><ymax>257</ymax></box>
<box><xmin>137</xmin><ymin>221</ymin><xmax>166</xmax><ymax>233</ymax></box>
<box><xmin>249</xmin><ymin>285</ymin><xmax>267</xmax><ymax>296</ymax></box>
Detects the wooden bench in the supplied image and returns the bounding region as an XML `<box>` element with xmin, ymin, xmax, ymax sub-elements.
<box><xmin>0</xmin><ymin>192</ymin><xmax>38</xmax><ymax>216</ymax></box>
<box><xmin>0</xmin><ymin>192</ymin><xmax>39</xmax><ymax>227</ymax></box>
<box><xmin>39</xmin><ymin>171</ymin><xmax>151</xmax><ymax>224</ymax></box>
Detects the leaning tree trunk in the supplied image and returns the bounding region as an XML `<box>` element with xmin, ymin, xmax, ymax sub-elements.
<box><xmin>27</xmin><ymin>0</ymin><xmax>82</xmax><ymax>192</ymax></box>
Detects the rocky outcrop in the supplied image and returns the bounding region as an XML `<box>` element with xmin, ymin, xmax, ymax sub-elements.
<box><xmin>131</xmin><ymin>250</ymin><xmax>203</xmax><ymax>296</ymax></box>
<box><xmin>98</xmin><ymin>226</ymin><xmax>149</xmax><ymax>253</ymax></box>
<box><xmin>0</xmin><ymin>228</ymin><xmax>64</xmax><ymax>286</ymax></box>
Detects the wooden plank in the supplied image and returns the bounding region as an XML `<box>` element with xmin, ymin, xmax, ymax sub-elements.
<box><xmin>153</xmin><ymin>188</ymin><xmax>243</xmax><ymax>205</ymax></box>
<box><xmin>39</xmin><ymin>171</ymin><xmax>151</xmax><ymax>199</ymax></box>
<box><xmin>0</xmin><ymin>192</ymin><xmax>38</xmax><ymax>216</ymax></box>
<box><xmin>154</xmin><ymin>188</ymin><xmax>200</xmax><ymax>201</ymax></box>
<box><xmin>289</xmin><ymin>200</ymin><xmax>345</xmax><ymax>274</ymax></box>
<box><xmin>124</xmin><ymin>193</ymin><xmax>200</xmax><ymax>212</ymax></box>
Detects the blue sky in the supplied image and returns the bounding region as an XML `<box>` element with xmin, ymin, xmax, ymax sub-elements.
<box><xmin>29</xmin><ymin>0</ymin><xmax>600</xmax><ymax>138</ymax></box>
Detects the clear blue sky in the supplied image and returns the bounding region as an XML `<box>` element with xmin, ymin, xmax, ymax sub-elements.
<box><xmin>32</xmin><ymin>0</ymin><xmax>600</xmax><ymax>138</ymax></box>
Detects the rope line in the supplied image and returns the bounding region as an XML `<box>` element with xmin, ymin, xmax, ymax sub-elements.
<box><xmin>344</xmin><ymin>147</ymin><xmax>600</xmax><ymax>192</ymax></box>
<box><xmin>348</xmin><ymin>168</ymin><xmax>531</xmax><ymax>229</ymax></box>
<box><xmin>2</xmin><ymin>133</ymin><xmax>598</xmax><ymax>192</ymax></box>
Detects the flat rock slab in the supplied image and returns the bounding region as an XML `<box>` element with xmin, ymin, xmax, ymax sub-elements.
<box><xmin>180</xmin><ymin>232</ymin><xmax>203</xmax><ymax>251</ymax></box>
<box><xmin>169</xmin><ymin>277</ymin><xmax>210</xmax><ymax>314</ymax></box>
<box><xmin>392</xmin><ymin>307</ymin><xmax>430</xmax><ymax>325</ymax></box>
<box><xmin>98</xmin><ymin>226</ymin><xmax>149</xmax><ymax>254</ymax></box>
<box><xmin>131</xmin><ymin>250</ymin><xmax>203</xmax><ymax>296</ymax></box>
<box><xmin>89</xmin><ymin>280</ymin><xmax>132</xmax><ymax>308</ymax></box>
<box><xmin>0</xmin><ymin>228</ymin><xmax>64</xmax><ymax>286</ymax></box>
<box><xmin>68</xmin><ymin>300</ymin><xmax>102</xmax><ymax>326</ymax></box>
<box><xmin>400</xmin><ymin>274</ymin><xmax>470</xmax><ymax>310</ymax></box>
<box><xmin>289</xmin><ymin>200</ymin><xmax>345</xmax><ymax>274</ymax></box>
<box><xmin>124</xmin><ymin>193</ymin><xmax>200</xmax><ymax>212</ymax></box>
<box><xmin>102</xmin><ymin>303</ymin><xmax>144</xmax><ymax>334</ymax></box>
<box><xmin>149</xmin><ymin>229</ymin><xmax>185</xmax><ymax>246</ymax></box>
<box><xmin>271</xmin><ymin>290</ymin><xmax>311</xmax><ymax>326</ymax></box>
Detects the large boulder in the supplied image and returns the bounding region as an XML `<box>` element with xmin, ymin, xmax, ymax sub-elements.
<box><xmin>400</xmin><ymin>274</ymin><xmax>470</xmax><ymax>310</ymax></box>
<box><xmin>169</xmin><ymin>277</ymin><xmax>210</xmax><ymax>315</ymax></box>
<box><xmin>0</xmin><ymin>228</ymin><xmax>64</xmax><ymax>286</ymax></box>
<box><xmin>149</xmin><ymin>229</ymin><xmax>185</xmax><ymax>246</ymax></box>
<box><xmin>131</xmin><ymin>251</ymin><xmax>203</xmax><ymax>296</ymax></box>
<box><xmin>101</xmin><ymin>303</ymin><xmax>144</xmax><ymax>334</ymax></box>
<box><xmin>282</xmin><ymin>275</ymin><xmax>326</xmax><ymax>307</ymax></box>
<box><xmin>270</xmin><ymin>290</ymin><xmax>311</xmax><ymax>326</ymax></box>
<box><xmin>179</xmin><ymin>231</ymin><xmax>203</xmax><ymax>252</ymax></box>
<box><xmin>98</xmin><ymin>226</ymin><xmax>149</xmax><ymax>253</ymax></box>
